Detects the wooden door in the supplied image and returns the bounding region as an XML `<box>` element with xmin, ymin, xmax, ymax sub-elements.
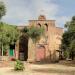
<box><xmin>36</xmin><ymin>46</ymin><xmax>45</xmax><ymax>61</ymax></box>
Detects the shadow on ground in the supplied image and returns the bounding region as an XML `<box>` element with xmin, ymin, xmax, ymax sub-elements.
<box><xmin>30</xmin><ymin>60</ymin><xmax>75</xmax><ymax>67</ymax></box>
<box><xmin>32</xmin><ymin>67</ymin><xmax>75</xmax><ymax>75</ymax></box>
<box><xmin>30</xmin><ymin>61</ymin><xmax>75</xmax><ymax>75</ymax></box>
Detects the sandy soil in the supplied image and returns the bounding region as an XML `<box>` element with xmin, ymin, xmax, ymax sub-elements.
<box><xmin>0</xmin><ymin>62</ymin><xmax>75</xmax><ymax>75</ymax></box>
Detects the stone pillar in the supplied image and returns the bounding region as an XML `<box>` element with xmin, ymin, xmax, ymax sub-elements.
<box><xmin>55</xmin><ymin>51</ymin><xmax>59</xmax><ymax>62</ymax></box>
<box><xmin>27</xmin><ymin>38</ymin><xmax>36</xmax><ymax>62</ymax></box>
<box><xmin>15</xmin><ymin>40</ymin><xmax>19</xmax><ymax>60</ymax></box>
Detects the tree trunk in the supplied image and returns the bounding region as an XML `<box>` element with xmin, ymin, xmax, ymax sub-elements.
<box><xmin>2</xmin><ymin>43</ymin><xmax>3</xmax><ymax>56</ymax></box>
<box><xmin>71</xmin><ymin>51</ymin><xmax>74</xmax><ymax>60</ymax></box>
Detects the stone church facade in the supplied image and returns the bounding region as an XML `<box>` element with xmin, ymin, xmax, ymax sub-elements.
<box><xmin>14</xmin><ymin>15</ymin><xmax>63</xmax><ymax>62</ymax></box>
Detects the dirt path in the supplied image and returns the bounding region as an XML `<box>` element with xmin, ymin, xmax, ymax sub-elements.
<box><xmin>0</xmin><ymin>63</ymin><xmax>75</xmax><ymax>75</ymax></box>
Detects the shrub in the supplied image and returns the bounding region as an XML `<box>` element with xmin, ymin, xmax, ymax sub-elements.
<box><xmin>64</xmin><ymin>51</ymin><xmax>70</xmax><ymax>59</ymax></box>
<box><xmin>14</xmin><ymin>60</ymin><xmax>25</xmax><ymax>71</ymax></box>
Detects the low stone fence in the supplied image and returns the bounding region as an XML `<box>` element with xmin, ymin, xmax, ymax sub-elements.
<box><xmin>0</xmin><ymin>56</ymin><xmax>9</xmax><ymax>61</ymax></box>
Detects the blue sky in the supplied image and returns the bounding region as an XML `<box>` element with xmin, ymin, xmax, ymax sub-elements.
<box><xmin>1</xmin><ymin>0</ymin><xmax>75</xmax><ymax>28</ymax></box>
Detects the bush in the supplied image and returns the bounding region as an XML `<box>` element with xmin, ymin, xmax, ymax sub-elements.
<box><xmin>64</xmin><ymin>51</ymin><xmax>70</xmax><ymax>59</ymax></box>
<box><xmin>14</xmin><ymin>60</ymin><xmax>25</xmax><ymax>71</ymax></box>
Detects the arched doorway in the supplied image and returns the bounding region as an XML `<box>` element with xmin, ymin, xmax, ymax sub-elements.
<box><xmin>19</xmin><ymin>35</ymin><xmax>28</xmax><ymax>61</ymax></box>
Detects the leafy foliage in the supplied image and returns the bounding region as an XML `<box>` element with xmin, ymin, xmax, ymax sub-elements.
<box><xmin>69</xmin><ymin>40</ymin><xmax>75</xmax><ymax>52</ymax></box>
<box><xmin>23</xmin><ymin>26</ymin><xmax>45</xmax><ymax>43</ymax></box>
<box><xmin>0</xmin><ymin>1</ymin><xmax>20</xmax><ymax>56</ymax></box>
<box><xmin>0</xmin><ymin>22</ymin><xmax>20</xmax><ymax>55</ymax></box>
<box><xmin>14</xmin><ymin>60</ymin><xmax>24</xmax><ymax>71</ymax></box>
<box><xmin>61</xmin><ymin>16</ymin><xmax>75</xmax><ymax>60</ymax></box>
<box><xmin>0</xmin><ymin>1</ymin><xmax>6</xmax><ymax>19</ymax></box>
<box><xmin>65</xmin><ymin>16</ymin><xmax>75</xmax><ymax>32</ymax></box>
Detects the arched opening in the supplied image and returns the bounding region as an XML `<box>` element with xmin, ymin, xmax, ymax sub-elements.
<box><xmin>19</xmin><ymin>35</ymin><xmax>28</xmax><ymax>61</ymax></box>
<box><xmin>44</xmin><ymin>23</ymin><xmax>48</xmax><ymax>31</ymax></box>
<box><xmin>37</xmin><ymin>23</ymin><xmax>41</xmax><ymax>28</ymax></box>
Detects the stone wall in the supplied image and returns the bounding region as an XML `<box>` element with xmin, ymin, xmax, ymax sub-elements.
<box><xmin>16</xmin><ymin>15</ymin><xmax>63</xmax><ymax>62</ymax></box>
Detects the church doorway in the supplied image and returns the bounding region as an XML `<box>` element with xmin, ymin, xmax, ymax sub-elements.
<box><xmin>19</xmin><ymin>35</ymin><xmax>28</xmax><ymax>61</ymax></box>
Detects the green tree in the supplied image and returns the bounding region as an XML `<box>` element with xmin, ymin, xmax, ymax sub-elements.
<box><xmin>61</xmin><ymin>16</ymin><xmax>75</xmax><ymax>60</ymax></box>
<box><xmin>0</xmin><ymin>22</ymin><xmax>20</xmax><ymax>56</ymax></box>
<box><xmin>69</xmin><ymin>40</ymin><xmax>75</xmax><ymax>60</ymax></box>
<box><xmin>23</xmin><ymin>26</ymin><xmax>44</xmax><ymax>43</ymax></box>
<box><xmin>0</xmin><ymin>1</ymin><xmax>20</xmax><ymax>56</ymax></box>
<box><xmin>65</xmin><ymin>16</ymin><xmax>75</xmax><ymax>31</ymax></box>
<box><xmin>0</xmin><ymin>1</ymin><xmax>6</xmax><ymax>19</ymax></box>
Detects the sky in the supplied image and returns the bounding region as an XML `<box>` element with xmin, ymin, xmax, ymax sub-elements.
<box><xmin>0</xmin><ymin>0</ymin><xmax>75</xmax><ymax>28</ymax></box>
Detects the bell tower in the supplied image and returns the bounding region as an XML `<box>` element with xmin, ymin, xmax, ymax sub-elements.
<box><xmin>38</xmin><ymin>15</ymin><xmax>46</xmax><ymax>20</ymax></box>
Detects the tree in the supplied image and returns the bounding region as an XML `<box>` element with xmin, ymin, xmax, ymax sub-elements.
<box><xmin>65</xmin><ymin>16</ymin><xmax>75</xmax><ymax>32</ymax></box>
<box><xmin>0</xmin><ymin>1</ymin><xmax>6</xmax><ymax>20</ymax></box>
<box><xmin>69</xmin><ymin>40</ymin><xmax>75</xmax><ymax>60</ymax></box>
<box><xmin>22</xmin><ymin>26</ymin><xmax>44</xmax><ymax>43</ymax></box>
<box><xmin>0</xmin><ymin>22</ymin><xmax>20</xmax><ymax>56</ymax></box>
<box><xmin>61</xmin><ymin>16</ymin><xmax>75</xmax><ymax>60</ymax></box>
<box><xmin>0</xmin><ymin>1</ymin><xmax>20</xmax><ymax>56</ymax></box>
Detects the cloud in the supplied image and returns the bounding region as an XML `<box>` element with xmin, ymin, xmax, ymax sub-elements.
<box><xmin>0</xmin><ymin>0</ymin><xmax>59</xmax><ymax>26</ymax></box>
<box><xmin>29</xmin><ymin>0</ymin><xmax>59</xmax><ymax>19</ymax></box>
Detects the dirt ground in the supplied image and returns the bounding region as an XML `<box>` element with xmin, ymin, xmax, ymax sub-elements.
<box><xmin>0</xmin><ymin>62</ymin><xmax>75</xmax><ymax>75</ymax></box>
